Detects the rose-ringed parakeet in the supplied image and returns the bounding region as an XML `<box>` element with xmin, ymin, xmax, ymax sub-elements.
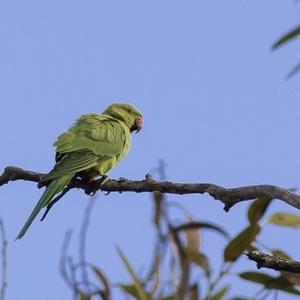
<box><xmin>16</xmin><ymin>103</ymin><xmax>143</xmax><ymax>239</ymax></box>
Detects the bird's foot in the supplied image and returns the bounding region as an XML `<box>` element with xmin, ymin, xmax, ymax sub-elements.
<box><xmin>83</xmin><ymin>175</ymin><xmax>110</xmax><ymax>195</ymax></box>
<box><xmin>99</xmin><ymin>175</ymin><xmax>110</xmax><ymax>186</ymax></box>
<box><xmin>81</xmin><ymin>176</ymin><xmax>99</xmax><ymax>196</ymax></box>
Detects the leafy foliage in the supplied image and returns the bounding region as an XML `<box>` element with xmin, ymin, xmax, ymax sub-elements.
<box><xmin>247</xmin><ymin>197</ymin><xmax>272</xmax><ymax>224</ymax></box>
<box><xmin>272</xmin><ymin>24</ymin><xmax>300</xmax><ymax>50</ymax></box>
<box><xmin>273</xmin><ymin>23</ymin><xmax>300</xmax><ymax>78</ymax></box>
<box><xmin>267</xmin><ymin>212</ymin><xmax>300</xmax><ymax>227</ymax></box>
<box><xmin>224</xmin><ymin>224</ymin><xmax>260</xmax><ymax>262</ymax></box>
<box><xmin>59</xmin><ymin>164</ymin><xmax>300</xmax><ymax>300</ymax></box>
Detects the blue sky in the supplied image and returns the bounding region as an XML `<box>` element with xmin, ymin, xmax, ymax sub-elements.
<box><xmin>1</xmin><ymin>0</ymin><xmax>300</xmax><ymax>299</ymax></box>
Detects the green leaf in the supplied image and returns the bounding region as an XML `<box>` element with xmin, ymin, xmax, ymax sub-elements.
<box><xmin>210</xmin><ymin>285</ymin><xmax>229</xmax><ymax>300</ymax></box>
<box><xmin>239</xmin><ymin>272</ymin><xmax>300</xmax><ymax>295</ymax></box>
<box><xmin>185</xmin><ymin>216</ymin><xmax>201</xmax><ymax>252</ymax></box>
<box><xmin>117</xmin><ymin>247</ymin><xmax>149</xmax><ymax>300</ymax></box>
<box><xmin>175</xmin><ymin>221</ymin><xmax>229</xmax><ymax>239</ymax></box>
<box><xmin>120</xmin><ymin>284</ymin><xmax>152</xmax><ymax>300</ymax></box>
<box><xmin>267</xmin><ymin>276</ymin><xmax>300</xmax><ymax>295</ymax></box>
<box><xmin>247</xmin><ymin>197</ymin><xmax>272</xmax><ymax>224</ymax></box>
<box><xmin>268</xmin><ymin>212</ymin><xmax>300</xmax><ymax>227</ymax></box>
<box><xmin>277</xmin><ymin>285</ymin><xmax>300</xmax><ymax>296</ymax></box>
<box><xmin>281</xmin><ymin>271</ymin><xmax>300</xmax><ymax>286</ymax></box>
<box><xmin>239</xmin><ymin>271</ymin><xmax>275</xmax><ymax>284</ymax></box>
<box><xmin>272</xmin><ymin>24</ymin><xmax>300</xmax><ymax>50</ymax></box>
<box><xmin>224</xmin><ymin>224</ymin><xmax>260</xmax><ymax>262</ymax></box>
<box><xmin>80</xmin><ymin>293</ymin><xmax>91</xmax><ymax>300</ymax></box>
<box><xmin>183</xmin><ymin>247</ymin><xmax>210</xmax><ymax>276</ymax></box>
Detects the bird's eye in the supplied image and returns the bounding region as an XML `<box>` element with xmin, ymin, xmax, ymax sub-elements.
<box><xmin>125</xmin><ymin>108</ymin><xmax>132</xmax><ymax>113</ymax></box>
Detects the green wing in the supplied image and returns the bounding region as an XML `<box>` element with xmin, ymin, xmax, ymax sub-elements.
<box><xmin>54</xmin><ymin>114</ymin><xmax>128</xmax><ymax>157</ymax></box>
<box><xmin>45</xmin><ymin>114</ymin><xmax>128</xmax><ymax>180</ymax></box>
<box><xmin>16</xmin><ymin>114</ymin><xmax>128</xmax><ymax>239</ymax></box>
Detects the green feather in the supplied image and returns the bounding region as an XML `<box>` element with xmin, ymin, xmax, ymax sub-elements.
<box><xmin>17</xmin><ymin>103</ymin><xmax>143</xmax><ymax>239</ymax></box>
<box><xmin>43</xmin><ymin>151</ymin><xmax>100</xmax><ymax>181</ymax></box>
<box><xmin>16</xmin><ymin>174</ymin><xmax>73</xmax><ymax>240</ymax></box>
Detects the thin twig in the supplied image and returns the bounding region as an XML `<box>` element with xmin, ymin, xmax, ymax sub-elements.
<box><xmin>0</xmin><ymin>219</ymin><xmax>7</xmax><ymax>300</ymax></box>
<box><xmin>59</xmin><ymin>229</ymin><xmax>80</xmax><ymax>298</ymax></box>
<box><xmin>79</xmin><ymin>197</ymin><xmax>96</xmax><ymax>292</ymax></box>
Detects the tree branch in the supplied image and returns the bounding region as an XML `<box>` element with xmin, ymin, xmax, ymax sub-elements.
<box><xmin>1</xmin><ymin>166</ymin><xmax>300</xmax><ymax>211</ymax></box>
<box><xmin>246</xmin><ymin>250</ymin><xmax>300</xmax><ymax>273</ymax></box>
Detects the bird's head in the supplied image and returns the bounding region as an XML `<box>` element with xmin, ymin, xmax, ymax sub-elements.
<box><xmin>104</xmin><ymin>103</ymin><xmax>143</xmax><ymax>133</ymax></box>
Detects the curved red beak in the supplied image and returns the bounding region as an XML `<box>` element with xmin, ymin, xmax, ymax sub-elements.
<box><xmin>131</xmin><ymin>116</ymin><xmax>143</xmax><ymax>133</ymax></box>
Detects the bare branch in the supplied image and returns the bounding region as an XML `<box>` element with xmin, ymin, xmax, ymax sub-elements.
<box><xmin>1</xmin><ymin>166</ymin><xmax>300</xmax><ymax>211</ymax></box>
<box><xmin>59</xmin><ymin>229</ymin><xmax>80</xmax><ymax>298</ymax></box>
<box><xmin>246</xmin><ymin>250</ymin><xmax>300</xmax><ymax>273</ymax></box>
<box><xmin>79</xmin><ymin>198</ymin><xmax>96</xmax><ymax>292</ymax></box>
<box><xmin>0</xmin><ymin>166</ymin><xmax>41</xmax><ymax>185</ymax></box>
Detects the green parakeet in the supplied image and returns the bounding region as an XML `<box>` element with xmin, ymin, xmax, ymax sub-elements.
<box><xmin>16</xmin><ymin>103</ymin><xmax>143</xmax><ymax>239</ymax></box>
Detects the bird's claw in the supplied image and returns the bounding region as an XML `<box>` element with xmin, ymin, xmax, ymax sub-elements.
<box><xmin>99</xmin><ymin>175</ymin><xmax>110</xmax><ymax>186</ymax></box>
<box><xmin>85</xmin><ymin>186</ymin><xmax>97</xmax><ymax>196</ymax></box>
<box><xmin>145</xmin><ymin>173</ymin><xmax>153</xmax><ymax>181</ymax></box>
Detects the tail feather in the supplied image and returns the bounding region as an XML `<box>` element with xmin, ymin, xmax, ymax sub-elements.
<box><xmin>16</xmin><ymin>174</ymin><xmax>73</xmax><ymax>240</ymax></box>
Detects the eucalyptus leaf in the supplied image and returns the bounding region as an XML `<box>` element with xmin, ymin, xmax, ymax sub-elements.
<box><xmin>79</xmin><ymin>293</ymin><xmax>91</xmax><ymax>300</ymax></box>
<box><xmin>183</xmin><ymin>247</ymin><xmax>210</xmax><ymax>276</ymax></box>
<box><xmin>239</xmin><ymin>271</ymin><xmax>275</xmax><ymax>284</ymax></box>
<box><xmin>117</xmin><ymin>247</ymin><xmax>149</xmax><ymax>300</ymax></box>
<box><xmin>224</xmin><ymin>224</ymin><xmax>260</xmax><ymax>262</ymax></box>
<box><xmin>185</xmin><ymin>216</ymin><xmax>201</xmax><ymax>252</ymax></box>
<box><xmin>210</xmin><ymin>285</ymin><xmax>229</xmax><ymax>300</ymax></box>
<box><xmin>268</xmin><ymin>212</ymin><xmax>300</xmax><ymax>228</ymax></box>
<box><xmin>247</xmin><ymin>197</ymin><xmax>271</xmax><ymax>224</ymax></box>
<box><xmin>272</xmin><ymin>23</ymin><xmax>300</xmax><ymax>49</ymax></box>
<box><xmin>239</xmin><ymin>272</ymin><xmax>300</xmax><ymax>295</ymax></box>
<box><xmin>120</xmin><ymin>284</ymin><xmax>152</xmax><ymax>300</ymax></box>
<box><xmin>281</xmin><ymin>271</ymin><xmax>300</xmax><ymax>286</ymax></box>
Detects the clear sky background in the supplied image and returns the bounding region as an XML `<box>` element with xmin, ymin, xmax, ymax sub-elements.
<box><xmin>0</xmin><ymin>0</ymin><xmax>300</xmax><ymax>299</ymax></box>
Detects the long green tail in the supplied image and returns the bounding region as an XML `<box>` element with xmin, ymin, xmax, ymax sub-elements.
<box><xmin>16</xmin><ymin>174</ymin><xmax>73</xmax><ymax>240</ymax></box>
